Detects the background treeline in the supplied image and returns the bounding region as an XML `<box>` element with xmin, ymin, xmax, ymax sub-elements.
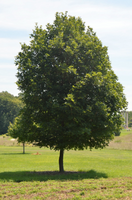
<box><xmin>128</xmin><ymin>112</ymin><xmax>132</xmax><ymax>127</ymax></box>
<box><xmin>0</xmin><ymin>91</ymin><xmax>22</xmax><ymax>135</ymax></box>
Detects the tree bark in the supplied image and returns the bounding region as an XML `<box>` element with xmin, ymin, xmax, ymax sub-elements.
<box><xmin>59</xmin><ymin>149</ymin><xmax>64</xmax><ymax>172</ymax></box>
<box><xmin>23</xmin><ymin>142</ymin><xmax>25</xmax><ymax>154</ymax></box>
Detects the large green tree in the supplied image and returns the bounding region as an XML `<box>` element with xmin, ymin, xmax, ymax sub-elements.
<box><xmin>14</xmin><ymin>12</ymin><xmax>127</xmax><ymax>172</ymax></box>
<box><xmin>0</xmin><ymin>91</ymin><xmax>22</xmax><ymax>135</ymax></box>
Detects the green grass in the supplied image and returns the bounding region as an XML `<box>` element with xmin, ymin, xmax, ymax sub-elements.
<box><xmin>108</xmin><ymin>128</ymin><xmax>132</xmax><ymax>150</ymax></box>
<box><xmin>1</xmin><ymin>147</ymin><xmax>132</xmax><ymax>199</ymax></box>
<box><xmin>1</xmin><ymin>146</ymin><xmax>132</xmax><ymax>181</ymax></box>
<box><xmin>1</xmin><ymin>130</ymin><xmax>132</xmax><ymax>199</ymax></box>
<box><xmin>120</xmin><ymin>128</ymin><xmax>132</xmax><ymax>136</ymax></box>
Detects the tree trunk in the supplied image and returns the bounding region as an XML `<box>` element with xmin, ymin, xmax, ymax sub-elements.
<box><xmin>23</xmin><ymin>142</ymin><xmax>25</xmax><ymax>154</ymax></box>
<box><xmin>59</xmin><ymin>149</ymin><xmax>64</xmax><ymax>172</ymax></box>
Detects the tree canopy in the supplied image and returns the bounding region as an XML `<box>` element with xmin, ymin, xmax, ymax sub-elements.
<box><xmin>13</xmin><ymin>12</ymin><xmax>127</xmax><ymax>172</ymax></box>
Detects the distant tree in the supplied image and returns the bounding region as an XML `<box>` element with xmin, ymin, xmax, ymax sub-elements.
<box><xmin>8</xmin><ymin>111</ymin><xmax>30</xmax><ymax>154</ymax></box>
<box><xmin>0</xmin><ymin>91</ymin><xmax>22</xmax><ymax>135</ymax></box>
<box><xmin>14</xmin><ymin>12</ymin><xmax>127</xmax><ymax>172</ymax></box>
<box><xmin>114</xmin><ymin>130</ymin><xmax>121</xmax><ymax>136</ymax></box>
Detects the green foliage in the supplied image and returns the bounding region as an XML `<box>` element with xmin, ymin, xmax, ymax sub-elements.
<box><xmin>13</xmin><ymin>12</ymin><xmax>127</xmax><ymax>170</ymax></box>
<box><xmin>128</xmin><ymin>111</ymin><xmax>132</xmax><ymax>127</ymax></box>
<box><xmin>114</xmin><ymin>130</ymin><xmax>121</xmax><ymax>136</ymax></box>
<box><xmin>0</xmin><ymin>91</ymin><xmax>22</xmax><ymax>135</ymax></box>
<box><xmin>8</xmin><ymin>115</ymin><xmax>27</xmax><ymax>143</ymax></box>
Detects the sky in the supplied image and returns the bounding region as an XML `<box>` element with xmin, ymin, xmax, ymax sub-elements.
<box><xmin>0</xmin><ymin>0</ymin><xmax>132</xmax><ymax>110</ymax></box>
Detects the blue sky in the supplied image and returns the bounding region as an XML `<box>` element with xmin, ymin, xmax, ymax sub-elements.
<box><xmin>0</xmin><ymin>0</ymin><xmax>132</xmax><ymax>110</ymax></box>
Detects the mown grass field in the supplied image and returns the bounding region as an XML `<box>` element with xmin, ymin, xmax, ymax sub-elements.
<box><xmin>1</xmin><ymin>129</ymin><xmax>132</xmax><ymax>199</ymax></box>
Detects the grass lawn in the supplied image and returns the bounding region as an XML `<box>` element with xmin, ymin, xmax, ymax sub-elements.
<box><xmin>108</xmin><ymin>128</ymin><xmax>132</xmax><ymax>150</ymax></box>
<box><xmin>1</xmin><ymin>130</ymin><xmax>132</xmax><ymax>199</ymax></box>
<box><xmin>1</xmin><ymin>146</ymin><xmax>132</xmax><ymax>179</ymax></box>
<box><xmin>120</xmin><ymin>129</ymin><xmax>131</xmax><ymax>136</ymax></box>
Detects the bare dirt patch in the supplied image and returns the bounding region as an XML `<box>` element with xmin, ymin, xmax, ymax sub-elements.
<box><xmin>1</xmin><ymin>177</ymin><xmax>132</xmax><ymax>200</ymax></box>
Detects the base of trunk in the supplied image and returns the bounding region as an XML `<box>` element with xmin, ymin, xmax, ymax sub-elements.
<box><xmin>59</xmin><ymin>149</ymin><xmax>64</xmax><ymax>172</ymax></box>
<box><xmin>23</xmin><ymin>142</ymin><xmax>25</xmax><ymax>154</ymax></box>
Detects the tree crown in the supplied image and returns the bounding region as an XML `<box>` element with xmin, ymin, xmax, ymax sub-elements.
<box><xmin>15</xmin><ymin>12</ymin><xmax>127</xmax><ymax>151</ymax></box>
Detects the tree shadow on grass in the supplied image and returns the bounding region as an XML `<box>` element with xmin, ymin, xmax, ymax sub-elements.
<box><xmin>0</xmin><ymin>170</ymin><xmax>108</xmax><ymax>182</ymax></box>
<box><xmin>1</xmin><ymin>153</ymin><xmax>30</xmax><ymax>155</ymax></box>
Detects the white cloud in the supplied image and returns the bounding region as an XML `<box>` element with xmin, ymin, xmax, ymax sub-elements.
<box><xmin>0</xmin><ymin>0</ymin><xmax>67</xmax><ymax>30</ymax></box>
<box><xmin>0</xmin><ymin>63</ymin><xmax>18</xmax><ymax>95</ymax></box>
<box><xmin>0</xmin><ymin>83</ymin><xmax>18</xmax><ymax>96</ymax></box>
<box><xmin>0</xmin><ymin>0</ymin><xmax>131</xmax><ymax>32</ymax></box>
<box><xmin>0</xmin><ymin>38</ymin><xmax>29</xmax><ymax>60</ymax></box>
<box><xmin>123</xmin><ymin>85</ymin><xmax>132</xmax><ymax>111</ymax></box>
<box><xmin>0</xmin><ymin>63</ymin><xmax>16</xmax><ymax>69</ymax></box>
